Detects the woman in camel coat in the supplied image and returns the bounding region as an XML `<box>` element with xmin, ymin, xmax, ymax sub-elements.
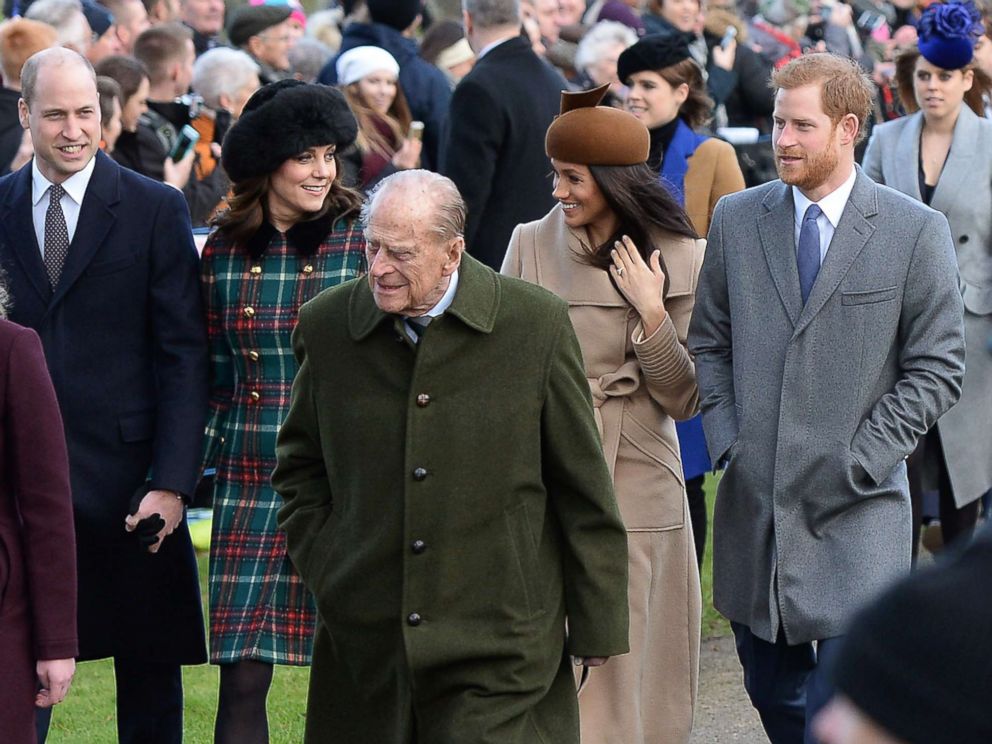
<box><xmin>502</xmin><ymin>85</ymin><xmax>703</xmax><ymax>744</ymax></box>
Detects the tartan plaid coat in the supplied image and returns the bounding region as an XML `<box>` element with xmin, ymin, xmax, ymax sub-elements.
<box><xmin>201</xmin><ymin>211</ymin><xmax>366</xmax><ymax>664</ymax></box>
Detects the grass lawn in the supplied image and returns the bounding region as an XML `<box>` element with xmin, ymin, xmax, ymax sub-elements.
<box><xmin>49</xmin><ymin>475</ymin><xmax>727</xmax><ymax>742</ymax></box>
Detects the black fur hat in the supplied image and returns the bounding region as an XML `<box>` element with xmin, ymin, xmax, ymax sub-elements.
<box><xmin>221</xmin><ymin>79</ymin><xmax>358</xmax><ymax>183</ymax></box>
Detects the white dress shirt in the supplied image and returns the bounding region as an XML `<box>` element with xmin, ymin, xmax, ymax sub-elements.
<box><xmin>402</xmin><ymin>269</ymin><xmax>460</xmax><ymax>342</ymax></box>
<box><xmin>792</xmin><ymin>166</ymin><xmax>857</xmax><ymax>266</ymax></box>
<box><xmin>31</xmin><ymin>155</ymin><xmax>96</xmax><ymax>257</ymax></box>
<box><xmin>475</xmin><ymin>36</ymin><xmax>514</xmax><ymax>61</ymax></box>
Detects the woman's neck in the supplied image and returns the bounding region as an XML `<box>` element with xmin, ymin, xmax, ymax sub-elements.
<box><xmin>586</xmin><ymin>214</ymin><xmax>621</xmax><ymax>249</ymax></box>
<box><xmin>923</xmin><ymin>106</ymin><xmax>961</xmax><ymax>136</ymax></box>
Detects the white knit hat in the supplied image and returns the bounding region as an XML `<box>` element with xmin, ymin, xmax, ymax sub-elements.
<box><xmin>336</xmin><ymin>46</ymin><xmax>401</xmax><ymax>86</ymax></box>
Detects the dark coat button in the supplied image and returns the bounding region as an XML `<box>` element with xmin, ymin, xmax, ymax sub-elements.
<box><xmin>411</xmin><ymin>539</ymin><xmax>426</xmax><ymax>554</ymax></box>
<box><xmin>413</xmin><ymin>467</ymin><xmax>427</xmax><ymax>481</ymax></box>
<box><xmin>416</xmin><ymin>393</ymin><xmax>431</xmax><ymax>407</ymax></box>
<box><xmin>407</xmin><ymin>612</ymin><xmax>422</xmax><ymax>626</ymax></box>
<box><xmin>960</xmin><ymin>235</ymin><xmax>969</xmax><ymax>244</ymax></box>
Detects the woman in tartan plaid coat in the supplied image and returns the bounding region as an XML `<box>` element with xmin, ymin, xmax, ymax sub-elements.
<box><xmin>200</xmin><ymin>80</ymin><xmax>366</xmax><ymax>744</ymax></box>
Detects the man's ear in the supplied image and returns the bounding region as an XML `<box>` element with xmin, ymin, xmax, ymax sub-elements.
<box><xmin>18</xmin><ymin>97</ymin><xmax>29</xmax><ymax>130</ymax></box>
<box><xmin>462</xmin><ymin>9</ymin><xmax>473</xmax><ymax>38</ymax></box>
<box><xmin>444</xmin><ymin>236</ymin><xmax>465</xmax><ymax>274</ymax></box>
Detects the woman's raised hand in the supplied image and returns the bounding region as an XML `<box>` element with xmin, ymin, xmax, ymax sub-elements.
<box><xmin>392</xmin><ymin>138</ymin><xmax>423</xmax><ymax>170</ymax></box>
<box><xmin>609</xmin><ymin>235</ymin><xmax>668</xmax><ymax>337</ymax></box>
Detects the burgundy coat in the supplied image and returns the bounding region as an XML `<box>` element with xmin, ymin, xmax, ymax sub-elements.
<box><xmin>0</xmin><ymin>318</ymin><xmax>77</xmax><ymax>742</ymax></box>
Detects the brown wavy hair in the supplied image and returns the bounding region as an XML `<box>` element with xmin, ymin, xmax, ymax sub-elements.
<box><xmin>341</xmin><ymin>81</ymin><xmax>413</xmax><ymax>161</ymax></box>
<box><xmin>658</xmin><ymin>57</ymin><xmax>714</xmax><ymax>129</ymax></box>
<box><xmin>894</xmin><ymin>47</ymin><xmax>992</xmax><ymax>118</ymax></box>
<box><xmin>211</xmin><ymin>161</ymin><xmax>363</xmax><ymax>247</ymax></box>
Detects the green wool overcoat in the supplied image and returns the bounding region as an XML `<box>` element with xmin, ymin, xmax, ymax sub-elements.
<box><xmin>274</xmin><ymin>254</ymin><xmax>629</xmax><ymax>743</ymax></box>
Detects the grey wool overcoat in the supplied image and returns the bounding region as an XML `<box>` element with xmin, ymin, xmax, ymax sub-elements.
<box><xmin>863</xmin><ymin>107</ymin><xmax>992</xmax><ymax>508</ymax></box>
<box><xmin>687</xmin><ymin>170</ymin><xmax>965</xmax><ymax>644</ymax></box>
<box><xmin>273</xmin><ymin>254</ymin><xmax>630</xmax><ymax>743</ymax></box>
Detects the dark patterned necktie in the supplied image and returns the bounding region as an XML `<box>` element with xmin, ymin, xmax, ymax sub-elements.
<box><xmin>44</xmin><ymin>183</ymin><xmax>69</xmax><ymax>289</ymax></box>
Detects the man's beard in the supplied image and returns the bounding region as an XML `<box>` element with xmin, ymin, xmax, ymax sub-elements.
<box><xmin>775</xmin><ymin>144</ymin><xmax>839</xmax><ymax>192</ymax></box>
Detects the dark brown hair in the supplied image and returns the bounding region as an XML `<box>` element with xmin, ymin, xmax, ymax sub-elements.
<box><xmin>581</xmin><ymin>162</ymin><xmax>698</xmax><ymax>297</ymax></box>
<box><xmin>658</xmin><ymin>57</ymin><xmax>713</xmax><ymax>129</ymax></box>
<box><xmin>894</xmin><ymin>47</ymin><xmax>991</xmax><ymax>118</ymax></box>
<box><xmin>212</xmin><ymin>166</ymin><xmax>363</xmax><ymax>247</ymax></box>
<box><xmin>96</xmin><ymin>76</ymin><xmax>122</xmax><ymax>128</ymax></box>
<box><xmin>95</xmin><ymin>55</ymin><xmax>149</xmax><ymax>104</ymax></box>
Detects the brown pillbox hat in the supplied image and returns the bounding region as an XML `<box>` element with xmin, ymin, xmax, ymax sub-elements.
<box><xmin>545</xmin><ymin>84</ymin><xmax>649</xmax><ymax>166</ymax></box>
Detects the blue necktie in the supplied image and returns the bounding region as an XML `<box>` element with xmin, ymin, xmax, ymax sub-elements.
<box><xmin>798</xmin><ymin>204</ymin><xmax>822</xmax><ymax>304</ymax></box>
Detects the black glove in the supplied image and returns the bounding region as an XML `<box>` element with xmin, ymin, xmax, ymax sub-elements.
<box><xmin>129</xmin><ymin>484</ymin><xmax>165</xmax><ymax>548</ymax></box>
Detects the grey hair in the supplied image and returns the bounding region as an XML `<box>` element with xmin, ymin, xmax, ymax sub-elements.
<box><xmin>575</xmin><ymin>21</ymin><xmax>638</xmax><ymax>75</ymax></box>
<box><xmin>26</xmin><ymin>0</ymin><xmax>91</xmax><ymax>52</ymax></box>
<box><xmin>361</xmin><ymin>170</ymin><xmax>467</xmax><ymax>243</ymax></box>
<box><xmin>462</xmin><ymin>0</ymin><xmax>520</xmax><ymax>30</ymax></box>
<box><xmin>21</xmin><ymin>46</ymin><xmax>96</xmax><ymax>108</ymax></box>
<box><xmin>192</xmin><ymin>48</ymin><xmax>260</xmax><ymax>111</ymax></box>
<box><xmin>288</xmin><ymin>38</ymin><xmax>334</xmax><ymax>84</ymax></box>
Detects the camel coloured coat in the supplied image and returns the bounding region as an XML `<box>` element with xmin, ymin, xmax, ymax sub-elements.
<box><xmin>503</xmin><ymin>205</ymin><xmax>704</xmax><ymax>744</ymax></box>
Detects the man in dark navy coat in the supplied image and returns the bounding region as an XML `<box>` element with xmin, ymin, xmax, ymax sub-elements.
<box><xmin>440</xmin><ymin>0</ymin><xmax>566</xmax><ymax>271</ymax></box>
<box><xmin>0</xmin><ymin>47</ymin><xmax>208</xmax><ymax>744</ymax></box>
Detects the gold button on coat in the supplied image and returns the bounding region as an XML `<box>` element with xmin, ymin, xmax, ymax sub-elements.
<box><xmin>302</xmin><ymin>264</ymin><xmax>314</xmax><ymax>274</ymax></box>
<box><xmin>249</xmin><ymin>391</ymin><xmax>260</xmax><ymax>402</ymax></box>
<box><xmin>243</xmin><ymin>306</ymin><xmax>255</xmax><ymax>318</ymax></box>
<box><xmin>416</xmin><ymin>394</ymin><xmax>431</xmax><ymax>407</ymax></box>
<box><xmin>248</xmin><ymin>350</ymin><xmax>260</xmax><ymax>361</ymax></box>
<box><xmin>250</xmin><ymin>265</ymin><xmax>262</xmax><ymax>274</ymax></box>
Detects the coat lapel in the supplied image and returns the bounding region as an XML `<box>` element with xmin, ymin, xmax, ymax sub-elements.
<box><xmin>0</xmin><ymin>164</ymin><xmax>50</xmax><ymax>303</ymax></box>
<box><xmin>929</xmin><ymin>106</ymin><xmax>977</xmax><ymax>214</ymax></box>
<box><xmin>893</xmin><ymin>112</ymin><xmax>923</xmax><ymax>201</ymax></box>
<box><xmin>50</xmin><ymin>151</ymin><xmax>120</xmax><ymax>307</ymax></box>
<box><xmin>531</xmin><ymin>206</ymin><xmax>626</xmax><ymax>307</ymax></box>
<box><xmin>348</xmin><ymin>253</ymin><xmax>499</xmax><ymax>341</ymax></box>
<box><xmin>757</xmin><ymin>181</ymin><xmax>803</xmax><ymax>327</ymax></box>
<box><xmin>793</xmin><ymin>170</ymin><xmax>877</xmax><ymax>337</ymax></box>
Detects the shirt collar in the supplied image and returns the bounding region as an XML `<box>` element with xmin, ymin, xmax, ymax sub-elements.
<box><xmin>31</xmin><ymin>154</ymin><xmax>97</xmax><ymax>208</ymax></box>
<box><xmin>476</xmin><ymin>35</ymin><xmax>514</xmax><ymax>60</ymax></box>
<box><xmin>792</xmin><ymin>165</ymin><xmax>857</xmax><ymax>229</ymax></box>
<box><xmin>421</xmin><ymin>269</ymin><xmax>459</xmax><ymax>318</ymax></box>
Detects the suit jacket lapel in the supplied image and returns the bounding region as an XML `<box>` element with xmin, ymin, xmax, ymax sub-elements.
<box><xmin>930</xmin><ymin>106</ymin><xmax>976</xmax><ymax>214</ymax></box>
<box><xmin>793</xmin><ymin>170</ymin><xmax>877</xmax><ymax>337</ymax></box>
<box><xmin>0</xmin><ymin>164</ymin><xmax>50</xmax><ymax>303</ymax></box>
<box><xmin>50</xmin><ymin>151</ymin><xmax>120</xmax><ymax>307</ymax></box>
<box><xmin>757</xmin><ymin>181</ymin><xmax>803</xmax><ymax>327</ymax></box>
<box><xmin>893</xmin><ymin>112</ymin><xmax>923</xmax><ymax>201</ymax></box>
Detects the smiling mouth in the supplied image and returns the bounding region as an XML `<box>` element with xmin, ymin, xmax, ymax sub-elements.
<box><xmin>301</xmin><ymin>184</ymin><xmax>327</xmax><ymax>193</ymax></box>
<box><xmin>561</xmin><ymin>202</ymin><xmax>579</xmax><ymax>211</ymax></box>
<box><xmin>58</xmin><ymin>144</ymin><xmax>84</xmax><ymax>154</ymax></box>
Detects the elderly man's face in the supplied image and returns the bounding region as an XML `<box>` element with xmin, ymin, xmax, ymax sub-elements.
<box><xmin>365</xmin><ymin>191</ymin><xmax>462</xmax><ymax>317</ymax></box>
<box><xmin>181</xmin><ymin>0</ymin><xmax>225</xmax><ymax>35</ymax></box>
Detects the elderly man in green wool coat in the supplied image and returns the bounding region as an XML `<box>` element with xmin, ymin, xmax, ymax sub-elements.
<box><xmin>273</xmin><ymin>170</ymin><xmax>630</xmax><ymax>743</ymax></box>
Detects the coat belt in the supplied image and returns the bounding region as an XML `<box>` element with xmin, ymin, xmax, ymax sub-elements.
<box><xmin>587</xmin><ymin>361</ymin><xmax>641</xmax><ymax>479</ymax></box>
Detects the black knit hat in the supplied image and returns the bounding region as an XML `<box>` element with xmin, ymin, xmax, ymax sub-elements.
<box><xmin>617</xmin><ymin>33</ymin><xmax>693</xmax><ymax>84</ymax></box>
<box><xmin>831</xmin><ymin>531</ymin><xmax>992</xmax><ymax>744</ymax></box>
<box><xmin>226</xmin><ymin>5</ymin><xmax>292</xmax><ymax>47</ymax></box>
<box><xmin>221</xmin><ymin>80</ymin><xmax>358</xmax><ymax>183</ymax></box>
<box><xmin>366</xmin><ymin>0</ymin><xmax>421</xmax><ymax>31</ymax></box>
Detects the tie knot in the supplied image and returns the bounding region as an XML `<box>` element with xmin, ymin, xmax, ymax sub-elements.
<box><xmin>49</xmin><ymin>183</ymin><xmax>65</xmax><ymax>202</ymax></box>
<box><xmin>804</xmin><ymin>203</ymin><xmax>822</xmax><ymax>222</ymax></box>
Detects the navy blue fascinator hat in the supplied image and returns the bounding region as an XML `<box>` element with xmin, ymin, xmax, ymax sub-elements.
<box><xmin>918</xmin><ymin>0</ymin><xmax>984</xmax><ymax>70</ymax></box>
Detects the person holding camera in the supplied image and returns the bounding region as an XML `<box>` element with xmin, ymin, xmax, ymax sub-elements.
<box><xmin>200</xmin><ymin>80</ymin><xmax>367</xmax><ymax>744</ymax></box>
<box><xmin>337</xmin><ymin>45</ymin><xmax>421</xmax><ymax>191</ymax></box>
<box><xmin>113</xmin><ymin>23</ymin><xmax>228</xmax><ymax>226</ymax></box>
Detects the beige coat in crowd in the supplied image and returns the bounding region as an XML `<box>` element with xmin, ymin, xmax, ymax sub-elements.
<box><xmin>503</xmin><ymin>204</ymin><xmax>704</xmax><ymax>744</ymax></box>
